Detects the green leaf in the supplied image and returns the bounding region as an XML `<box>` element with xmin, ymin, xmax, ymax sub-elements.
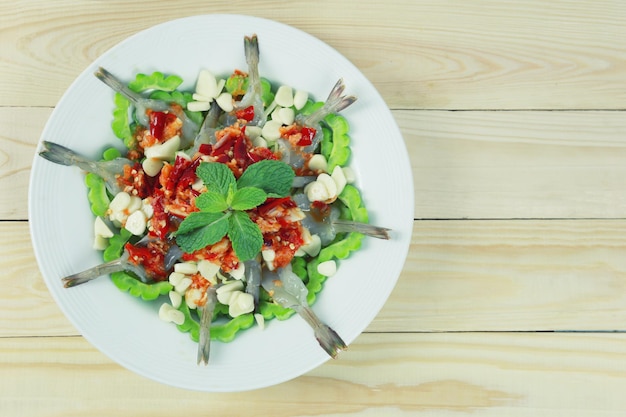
<box><xmin>150</xmin><ymin>90</ymin><xmax>204</xmax><ymax>126</ymax></box>
<box><xmin>227</xmin><ymin>211</ymin><xmax>263</xmax><ymax>262</ymax></box>
<box><xmin>110</xmin><ymin>272</ymin><xmax>173</xmax><ymax>300</ymax></box>
<box><xmin>323</xmin><ymin>114</ymin><xmax>352</xmax><ymax>170</ymax></box>
<box><xmin>128</xmin><ymin>72</ymin><xmax>183</xmax><ymax>93</ymax></box>
<box><xmin>85</xmin><ymin>173</ymin><xmax>110</xmax><ymax>217</ymax></box>
<box><xmin>111</xmin><ymin>93</ymin><xmax>132</xmax><ymax>145</ymax></box>
<box><xmin>230</xmin><ymin>187</ymin><xmax>267</xmax><ymax>211</ymax></box>
<box><xmin>236</xmin><ymin>160</ymin><xmax>294</xmax><ymax>198</ymax></box>
<box><xmin>195</xmin><ymin>191</ymin><xmax>229</xmax><ymax>213</ymax></box>
<box><xmin>176</xmin><ymin>212</ymin><xmax>230</xmax><ymax>253</ymax></box>
<box><xmin>196</xmin><ymin>162</ymin><xmax>236</xmax><ymax>196</ymax></box>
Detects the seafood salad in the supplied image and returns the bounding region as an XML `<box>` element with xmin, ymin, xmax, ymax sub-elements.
<box><xmin>39</xmin><ymin>35</ymin><xmax>390</xmax><ymax>365</ymax></box>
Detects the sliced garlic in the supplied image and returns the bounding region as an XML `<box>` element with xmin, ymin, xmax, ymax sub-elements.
<box><xmin>144</xmin><ymin>135</ymin><xmax>181</xmax><ymax>160</ymax></box>
<box><xmin>125</xmin><ymin>210</ymin><xmax>147</xmax><ymax>236</ymax></box>
<box><xmin>293</xmin><ymin>90</ymin><xmax>308</xmax><ymax>110</ymax></box>
<box><xmin>274</xmin><ymin>85</ymin><xmax>294</xmax><ymax>107</ymax></box>
<box><xmin>94</xmin><ymin>216</ymin><xmax>114</xmax><ymax>238</ymax></box>
<box><xmin>261</xmin><ymin>120</ymin><xmax>282</xmax><ymax>141</ymax></box>
<box><xmin>174</xmin><ymin>262</ymin><xmax>198</xmax><ymax>275</ymax></box>
<box><xmin>331</xmin><ymin>166</ymin><xmax>348</xmax><ymax>196</ymax></box>
<box><xmin>308</xmin><ymin>154</ymin><xmax>328</xmax><ymax>172</ymax></box>
<box><xmin>169</xmin><ymin>291</ymin><xmax>182</xmax><ymax>309</ymax></box>
<box><xmin>109</xmin><ymin>191</ymin><xmax>131</xmax><ymax>212</ymax></box>
<box><xmin>317</xmin><ymin>260</ymin><xmax>337</xmax><ymax>277</ymax></box>
<box><xmin>187</xmin><ymin>101</ymin><xmax>212</xmax><ymax>112</ymax></box>
<box><xmin>216</xmin><ymin>92</ymin><xmax>234</xmax><ymax>112</ymax></box>
<box><xmin>142</xmin><ymin>158</ymin><xmax>164</xmax><ymax>177</ymax></box>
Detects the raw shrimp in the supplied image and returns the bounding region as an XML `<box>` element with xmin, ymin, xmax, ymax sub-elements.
<box><xmin>277</xmin><ymin>79</ymin><xmax>356</xmax><ymax>169</ymax></box>
<box><xmin>292</xmin><ymin>193</ymin><xmax>390</xmax><ymax>245</ymax></box>
<box><xmin>38</xmin><ymin>141</ymin><xmax>132</xmax><ymax>195</ymax></box>
<box><xmin>186</xmin><ymin>100</ymin><xmax>222</xmax><ymax>154</ymax></box>
<box><xmin>197</xmin><ymin>286</ymin><xmax>218</xmax><ymax>365</ymax></box>
<box><xmin>233</xmin><ymin>34</ymin><xmax>266</xmax><ymax>127</ymax></box>
<box><xmin>261</xmin><ymin>264</ymin><xmax>346</xmax><ymax>358</ymax></box>
<box><xmin>61</xmin><ymin>250</ymin><xmax>149</xmax><ymax>288</ymax></box>
<box><xmin>94</xmin><ymin>67</ymin><xmax>200</xmax><ymax>143</ymax></box>
<box><xmin>243</xmin><ymin>258</ymin><xmax>262</xmax><ymax>311</ymax></box>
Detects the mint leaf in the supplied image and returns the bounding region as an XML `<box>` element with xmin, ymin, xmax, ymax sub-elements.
<box><xmin>195</xmin><ymin>191</ymin><xmax>229</xmax><ymax>213</ymax></box>
<box><xmin>227</xmin><ymin>211</ymin><xmax>263</xmax><ymax>262</ymax></box>
<box><xmin>175</xmin><ymin>212</ymin><xmax>230</xmax><ymax>252</ymax></box>
<box><xmin>196</xmin><ymin>162</ymin><xmax>235</xmax><ymax>195</ymax></box>
<box><xmin>237</xmin><ymin>160</ymin><xmax>294</xmax><ymax>198</ymax></box>
<box><xmin>231</xmin><ymin>187</ymin><xmax>267</xmax><ymax>211</ymax></box>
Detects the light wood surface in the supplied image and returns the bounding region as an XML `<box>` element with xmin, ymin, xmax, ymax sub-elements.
<box><xmin>4</xmin><ymin>1</ymin><xmax>626</xmax><ymax>415</ymax></box>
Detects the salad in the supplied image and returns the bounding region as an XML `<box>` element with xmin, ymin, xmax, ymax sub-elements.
<box><xmin>39</xmin><ymin>35</ymin><xmax>390</xmax><ymax>364</ymax></box>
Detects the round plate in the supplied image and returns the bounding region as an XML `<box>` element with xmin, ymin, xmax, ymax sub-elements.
<box><xmin>29</xmin><ymin>14</ymin><xmax>413</xmax><ymax>392</ymax></box>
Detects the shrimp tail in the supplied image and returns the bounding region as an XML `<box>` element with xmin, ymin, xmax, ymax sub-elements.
<box><xmin>38</xmin><ymin>141</ymin><xmax>130</xmax><ymax>195</ymax></box>
<box><xmin>197</xmin><ymin>287</ymin><xmax>218</xmax><ymax>365</ymax></box>
<box><xmin>332</xmin><ymin>219</ymin><xmax>391</xmax><ymax>240</ymax></box>
<box><xmin>39</xmin><ymin>141</ymin><xmax>86</xmax><ymax>167</ymax></box>
<box><xmin>302</xmin><ymin>79</ymin><xmax>357</xmax><ymax>126</ymax></box>
<box><xmin>94</xmin><ymin>67</ymin><xmax>143</xmax><ymax>105</ymax></box>
<box><xmin>244</xmin><ymin>258</ymin><xmax>262</xmax><ymax>311</ymax></box>
<box><xmin>244</xmin><ymin>35</ymin><xmax>260</xmax><ymax>85</ymax></box>
<box><xmin>296</xmin><ymin>304</ymin><xmax>347</xmax><ymax>359</ymax></box>
<box><xmin>62</xmin><ymin>257</ymin><xmax>127</xmax><ymax>288</ymax></box>
<box><xmin>61</xmin><ymin>251</ymin><xmax>149</xmax><ymax>288</ymax></box>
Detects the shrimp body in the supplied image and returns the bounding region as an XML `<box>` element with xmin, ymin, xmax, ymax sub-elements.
<box><xmin>39</xmin><ymin>141</ymin><xmax>132</xmax><ymax>195</ymax></box>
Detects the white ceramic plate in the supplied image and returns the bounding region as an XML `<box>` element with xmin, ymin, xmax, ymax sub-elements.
<box><xmin>29</xmin><ymin>14</ymin><xmax>413</xmax><ymax>392</ymax></box>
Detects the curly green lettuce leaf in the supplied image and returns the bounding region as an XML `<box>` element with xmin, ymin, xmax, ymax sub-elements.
<box><xmin>111</xmin><ymin>93</ymin><xmax>133</xmax><ymax>147</ymax></box>
<box><xmin>128</xmin><ymin>72</ymin><xmax>183</xmax><ymax>93</ymax></box>
<box><xmin>176</xmin><ymin>300</ymin><xmax>255</xmax><ymax>342</ymax></box>
<box><xmin>224</xmin><ymin>74</ymin><xmax>274</xmax><ymax>106</ymax></box>
<box><xmin>110</xmin><ymin>271</ymin><xmax>173</xmax><ymax>301</ymax></box>
<box><xmin>149</xmin><ymin>90</ymin><xmax>204</xmax><ymax>126</ymax></box>
<box><xmin>85</xmin><ymin>173</ymin><xmax>110</xmax><ymax>217</ymax></box>
<box><xmin>321</xmin><ymin>113</ymin><xmax>351</xmax><ymax>170</ymax></box>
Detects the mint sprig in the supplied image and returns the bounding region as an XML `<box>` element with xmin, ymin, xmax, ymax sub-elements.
<box><xmin>175</xmin><ymin>160</ymin><xmax>295</xmax><ymax>261</ymax></box>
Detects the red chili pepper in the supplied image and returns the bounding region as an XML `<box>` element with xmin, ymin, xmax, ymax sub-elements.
<box><xmin>124</xmin><ymin>242</ymin><xmax>168</xmax><ymax>281</ymax></box>
<box><xmin>165</xmin><ymin>155</ymin><xmax>192</xmax><ymax>193</ymax></box>
<box><xmin>176</xmin><ymin>158</ymin><xmax>201</xmax><ymax>191</ymax></box>
<box><xmin>235</xmin><ymin>105</ymin><xmax>255</xmax><ymax>122</ymax></box>
<box><xmin>233</xmin><ymin>136</ymin><xmax>251</xmax><ymax>169</ymax></box>
<box><xmin>198</xmin><ymin>143</ymin><xmax>212</xmax><ymax>155</ymax></box>
<box><xmin>248</xmin><ymin>146</ymin><xmax>279</xmax><ymax>162</ymax></box>
<box><xmin>297</xmin><ymin>126</ymin><xmax>316</xmax><ymax>147</ymax></box>
<box><xmin>149</xmin><ymin>111</ymin><xmax>177</xmax><ymax>141</ymax></box>
<box><xmin>211</xmin><ymin>134</ymin><xmax>235</xmax><ymax>156</ymax></box>
<box><xmin>150</xmin><ymin>191</ymin><xmax>170</xmax><ymax>240</ymax></box>
<box><xmin>257</xmin><ymin>197</ymin><xmax>296</xmax><ymax>215</ymax></box>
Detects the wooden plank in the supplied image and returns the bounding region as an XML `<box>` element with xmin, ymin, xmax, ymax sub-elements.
<box><xmin>2</xmin><ymin>332</ymin><xmax>626</xmax><ymax>416</ymax></box>
<box><xmin>2</xmin><ymin>1</ymin><xmax>626</xmax><ymax>109</ymax></box>
<box><xmin>6</xmin><ymin>219</ymin><xmax>626</xmax><ymax>337</ymax></box>
<box><xmin>9</xmin><ymin>107</ymin><xmax>626</xmax><ymax>220</ymax></box>
<box><xmin>0</xmin><ymin>107</ymin><xmax>46</xmax><ymax>219</ymax></box>
<box><xmin>404</xmin><ymin>110</ymin><xmax>626</xmax><ymax>219</ymax></box>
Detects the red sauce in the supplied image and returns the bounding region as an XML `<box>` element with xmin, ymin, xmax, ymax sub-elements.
<box><xmin>125</xmin><ymin>241</ymin><xmax>170</xmax><ymax>281</ymax></box>
<box><xmin>149</xmin><ymin>111</ymin><xmax>178</xmax><ymax>141</ymax></box>
<box><xmin>235</xmin><ymin>106</ymin><xmax>255</xmax><ymax>122</ymax></box>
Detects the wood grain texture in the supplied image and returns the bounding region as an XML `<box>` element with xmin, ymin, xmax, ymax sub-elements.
<box><xmin>6</xmin><ymin>219</ymin><xmax>626</xmax><ymax>337</ymax></box>
<box><xmin>3</xmin><ymin>1</ymin><xmax>626</xmax><ymax>109</ymax></box>
<box><xmin>4</xmin><ymin>1</ymin><xmax>626</xmax><ymax>415</ymax></box>
<box><xmin>9</xmin><ymin>107</ymin><xmax>626</xmax><ymax>220</ymax></box>
<box><xmin>3</xmin><ymin>332</ymin><xmax>626</xmax><ymax>416</ymax></box>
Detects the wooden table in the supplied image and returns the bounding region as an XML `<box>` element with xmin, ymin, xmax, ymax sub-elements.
<box><xmin>4</xmin><ymin>1</ymin><xmax>626</xmax><ymax>415</ymax></box>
